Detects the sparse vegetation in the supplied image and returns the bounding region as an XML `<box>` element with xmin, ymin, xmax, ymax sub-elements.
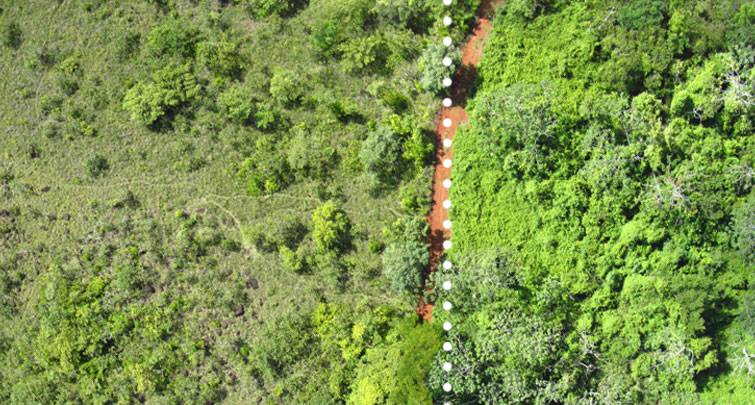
<box><xmin>0</xmin><ymin>0</ymin><xmax>480</xmax><ymax>403</ymax></box>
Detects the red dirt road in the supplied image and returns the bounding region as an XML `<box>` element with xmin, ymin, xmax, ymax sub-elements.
<box><xmin>420</xmin><ymin>0</ymin><xmax>501</xmax><ymax>321</ymax></box>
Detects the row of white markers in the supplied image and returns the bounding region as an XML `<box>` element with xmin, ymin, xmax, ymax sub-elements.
<box><xmin>440</xmin><ymin>0</ymin><xmax>455</xmax><ymax>403</ymax></box>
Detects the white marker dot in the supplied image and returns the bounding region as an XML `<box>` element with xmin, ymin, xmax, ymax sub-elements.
<box><xmin>443</xmin><ymin>362</ymin><xmax>453</xmax><ymax>371</ymax></box>
<box><xmin>443</xmin><ymin>382</ymin><xmax>453</xmax><ymax>392</ymax></box>
<box><xmin>443</xmin><ymin>159</ymin><xmax>452</xmax><ymax>168</ymax></box>
<box><xmin>442</xmin><ymin>56</ymin><xmax>453</xmax><ymax>67</ymax></box>
<box><xmin>442</xmin><ymin>98</ymin><xmax>452</xmax><ymax>107</ymax></box>
<box><xmin>443</xmin><ymin>16</ymin><xmax>452</xmax><ymax>26</ymax></box>
<box><xmin>443</xmin><ymin>118</ymin><xmax>452</xmax><ymax>128</ymax></box>
<box><xmin>443</xmin><ymin>341</ymin><xmax>453</xmax><ymax>351</ymax></box>
<box><xmin>443</xmin><ymin>301</ymin><xmax>453</xmax><ymax>311</ymax></box>
<box><xmin>442</xmin><ymin>138</ymin><xmax>452</xmax><ymax>148</ymax></box>
<box><xmin>443</xmin><ymin>219</ymin><xmax>452</xmax><ymax>229</ymax></box>
<box><xmin>444</xmin><ymin>402</ymin><xmax>452</xmax><ymax>405</ymax></box>
<box><xmin>443</xmin><ymin>36</ymin><xmax>453</xmax><ymax>47</ymax></box>
<box><xmin>443</xmin><ymin>260</ymin><xmax>452</xmax><ymax>269</ymax></box>
<box><xmin>442</xmin><ymin>280</ymin><xmax>452</xmax><ymax>290</ymax></box>
<box><xmin>443</xmin><ymin>321</ymin><xmax>453</xmax><ymax>331</ymax></box>
<box><xmin>443</xmin><ymin>200</ymin><xmax>452</xmax><ymax>209</ymax></box>
<box><xmin>442</xmin><ymin>77</ymin><xmax>453</xmax><ymax>87</ymax></box>
<box><xmin>443</xmin><ymin>0</ymin><xmax>453</xmax><ymax>6</ymax></box>
<box><xmin>442</xmin><ymin>179</ymin><xmax>452</xmax><ymax>189</ymax></box>
<box><xmin>443</xmin><ymin>240</ymin><xmax>453</xmax><ymax>250</ymax></box>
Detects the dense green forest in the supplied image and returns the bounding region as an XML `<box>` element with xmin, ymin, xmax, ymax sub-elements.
<box><xmin>0</xmin><ymin>0</ymin><xmax>482</xmax><ymax>403</ymax></box>
<box><xmin>434</xmin><ymin>0</ymin><xmax>754</xmax><ymax>403</ymax></box>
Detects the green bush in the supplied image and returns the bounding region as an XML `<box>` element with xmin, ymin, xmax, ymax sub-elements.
<box><xmin>348</xmin><ymin>319</ymin><xmax>439</xmax><ymax>404</ymax></box>
<box><xmin>382</xmin><ymin>217</ymin><xmax>428</xmax><ymax>294</ymax></box>
<box><xmin>240</xmin><ymin>0</ymin><xmax>301</xmax><ymax>18</ymax></box>
<box><xmin>116</xmin><ymin>31</ymin><xmax>141</xmax><ymax>60</ymax></box>
<box><xmin>2</xmin><ymin>21</ymin><xmax>21</xmax><ymax>49</ymax></box>
<box><xmin>338</xmin><ymin>34</ymin><xmax>389</xmax><ymax>73</ymax></box>
<box><xmin>380</xmin><ymin>89</ymin><xmax>410</xmax><ymax>112</ymax></box>
<box><xmin>146</xmin><ymin>17</ymin><xmax>200</xmax><ymax>57</ymax></box>
<box><xmin>55</xmin><ymin>54</ymin><xmax>82</xmax><ymax>95</ymax></box>
<box><xmin>309</xmin><ymin>0</ymin><xmax>370</xmax><ymax>57</ymax></box>
<box><xmin>196</xmin><ymin>35</ymin><xmax>243</xmax><ymax>77</ymax></box>
<box><xmin>617</xmin><ymin>0</ymin><xmax>668</xmax><ymax>31</ymax></box>
<box><xmin>122</xmin><ymin>63</ymin><xmax>201</xmax><ymax>126</ymax></box>
<box><xmin>269</xmin><ymin>68</ymin><xmax>304</xmax><ymax>105</ymax></box>
<box><xmin>505</xmin><ymin>0</ymin><xmax>551</xmax><ymax>20</ymax></box>
<box><xmin>373</xmin><ymin>0</ymin><xmax>433</xmax><ymax>32</ymax></box>
<box><xmin>84</xmin><ymin>154</ymin><xmax>109</xmax><ymax>177</ymax></box>
<box><xmin>398</xmin><ymin>174</ymin><xmax>431</xmax><ymax>215</ymax></box>
<box><xmin>312</xmin><ymin>201</ymin><xmax>350</xmax><ymax>252</ymax></box>
<box><xmin>286</xmin><ymin>125</ymin><xmax>336</xmax><ymax>180</ymax></box>
<box><xmin>418</xmin><ymin>43</ymin><xmax>459</xmax><ymax>94</ymax></box>
<box><xmin>359</xmin><ymin>125</ymin><xmax>404</xmax><ymax>185</ymax></box>
<box><xmin>401</xmin><ymin>129</ymin><xmax>433</xmax><ymax>173</ymax></box>
<box><xmin>253</xmin><ymin>102</ymin><xmax>281</xmax><ymax>130</ymax></box>
<box><xmin>279</xmin><ymin>245</ymin><xmax>306</xmax><ymax>273</ymax></box>
<box><xmin>218</xmin><ymin>85</ymin><xmax>254</xmax><ymax>124</ymax></box>
<box><xmin>236</xmin><ymin>136</ymin><xmax>291</xmax><ymax>196</ymax></box>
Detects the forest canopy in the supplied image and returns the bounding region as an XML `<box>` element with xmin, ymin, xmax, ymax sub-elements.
<box><xmin>433</xmin><ymin>0</ymin><xmax>754</xmax><ymax>403</ymax></box>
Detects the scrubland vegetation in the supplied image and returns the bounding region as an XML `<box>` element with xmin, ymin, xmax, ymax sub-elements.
<box><xmin>435</xmin><ymin>0</ymin><xmax>754</xmax><ymax>403</ymax></box>
<box><xmin>0</xmin><ymin>0</ymin><xmax>482</xmax><ymax>403</ymax></box>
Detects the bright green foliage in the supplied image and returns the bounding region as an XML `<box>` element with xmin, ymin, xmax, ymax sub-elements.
<box><xmin>122</xmin><ymin>82</ymin><xmax>170</xmax><ymax>125</ymax></box>
<box><xmin>196</xmin><ymin>35</ymin><xmax>243</xmax><ymax>77</ymax></box>
<box><xmin>279</xmin><ymin>245</ymin><xmax>305</xmax><ymax>272</ymax></box>
<box><xmin>671</xmin><ymin>52</ymin><xmax>752</xmax><ymax>135</ymax></box>
<box><xmin>269</xmin><ymin>68</ymin><xmax>304</xmax><ymax>105</ymax></box>
<box><xmin>309</xmin><ymin>0</ymin><xmax>371</xmax><ymax>57</ymax></box>
<box><xmin>2</xmin><ymin>216</ymin><xmax>235</xmax><ymax>403</ymax></box>
<box><xmin>390</xmin><ymin>114</ymin><xmax>435</xmax><ymax>173</ymax></box>
<box><xmin>236</xmin><ymin>136</ymin><xmax>292</xmax><ymax>196</ymax></box>
<box><xmin>218</xmin><ymin>85</ymin><xmax>254</xmax><ymax>123</ymax></box>
<box><xmin>253</xmin><ymin>101</ymin><xmax>281</xmax><ymax>130</ymax></box>
<box><xmin>348</xmin><ymin>319</ymin><xmax>440</xmax><ymax>405</ymax></box>
<box><xmin>122</xmin><ymin>63</ymin><xmax>200</xmax><ymax>126</ymax></box>
<box><xmin>312</xmin><ymin>201</ymin><xmax>351</xmax><ymax>252</ymax></box>
<box><xmin>146</xmin><ymin>17</ymin><xmax>200</xmax><ymax>57</ymax></box>
<box><xmin>339</xmin><ymin>34</ymin><xmax>389</xmax><ymax>73</ymax></box>
<box><xmin>506</xmin><ymin>0</ymin><xmax>551</xmax><ymax>19</ymax></box>
<box><xmin>240</xmin><ymin>0</ymin><xmax>299</xmax><ymax>18</ymax></box>
<box><xmin>382</xmin><ymin>217</ymin><xmax>429</xmax><ymax>295</ymax></box>
<box><xmin>437</xmin><ymin>0</ymin><xmax>754</xmax><ymax>403</ymax></box>
<box><xmin>311</xmin><ymin>303</ymin><xmax>393</xmax><ymax>400</ymax></box>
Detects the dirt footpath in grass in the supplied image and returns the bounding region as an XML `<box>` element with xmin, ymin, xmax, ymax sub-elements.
<box><xmin>421</xmin><ymin>0</ymin><xmax>502</xmax><ymax>321</ymax></box>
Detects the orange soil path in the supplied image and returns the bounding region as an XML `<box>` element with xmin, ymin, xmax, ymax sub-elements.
<box><xmin>420</xmin><ymin>0</ymin><xmax>502</xmax><ymax>321</ymax></box>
